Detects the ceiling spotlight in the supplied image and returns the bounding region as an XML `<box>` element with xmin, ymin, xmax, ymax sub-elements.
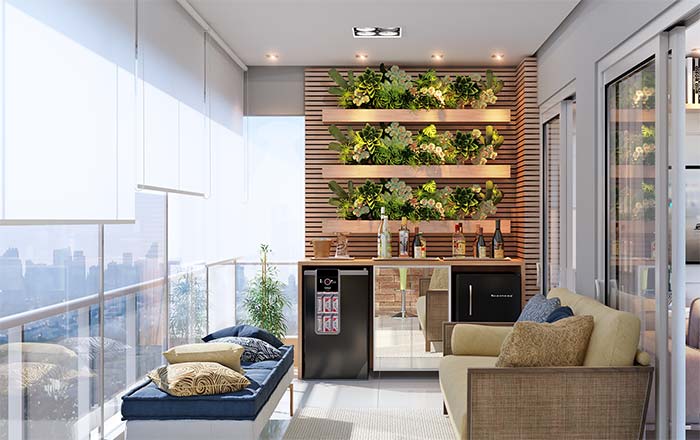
<box><xmin>353</xmin><ymin>26</ymin><xmax>401</xmax><ymax>38</ymax></box>
<box><xmin>355</xmin><ymin>53</ymin><xmax>369</xmax><ymax>61</ymax></box>
<box><xmin>431</xmin><ymin>53</ymin><xmax>444</xmax><ymax>61</ymax></box>
<box><xmin>491</xmin><ymin>52</ymin><xmax>504</xmax><ymax>61</ymax></box>
<box><xmin>265</xmin><ymin>53</ymin><xmax>279</xmax><ymax>61</ymax></box>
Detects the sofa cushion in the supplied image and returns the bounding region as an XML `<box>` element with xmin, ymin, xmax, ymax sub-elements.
<box><xmin>439</xmin><ymin>355</ymin><xmax>498</xmax><ymax>439</ymax></box>
<box><xmin>211</xmin><ymin>337</ymin><xmax>281</xmax><ymax>363</ymax></box>
<box><xmin>549</xmin><ymin>288</ymin><xmax>640</xmax><ymax>366</ymax></box>
<box><xmin>163</xmin><ymin>343</ymin><xmax>245</xmax><ymax>374</ymax></box>
<box><xmin>495</xmin><ymin>315</ymin><xmax>594</xmax><ymax>367</ymax></box>
<box><xmin>148</xmin><ymin>362</ymin><xmax>250</xmax><ymax>397</ymax></box>
<box><xmin>545</xmin><ymin>306</ymin><xmax>574</xmax><ymax>323</ymax></box>
<box><xmin>517</xmin><ymin>294</ymin><xmax>561</xmax><ymax>323</ymax></box>
<box><xmin>202</xmin><ymin>324</ymin><xmax>284</xmax><ymax>348</ymax></box>
<box><xmin>451</xmin><ymin>324</ymin><xmax>512</xmax><ymax>357</ymax></box>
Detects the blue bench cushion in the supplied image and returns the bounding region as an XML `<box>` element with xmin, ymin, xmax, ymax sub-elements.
<box><xmin>121</xmin><ymin>346</ymin><xmax>293</xmax><ymax>421</ymax></box>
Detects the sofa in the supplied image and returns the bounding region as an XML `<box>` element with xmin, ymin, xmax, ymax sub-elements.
<box><xmin>416</xmin><ymin>268</ymin><xmax>449</xmax><ymax>351</ymax></box>
<box><xmin>439</xmin><ymin>288</ymin><xmax>653</xmax><ymax>439</ymax></box>
<box><xmin>121</xmin><ymin>345</ymin><xmax>294</xmax><ymax>440</ymax></box>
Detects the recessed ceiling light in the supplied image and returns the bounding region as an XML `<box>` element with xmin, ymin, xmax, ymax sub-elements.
<box><xmin>355</xmin><ymin>53</ymin><xmax>369</xmax><ymax>61</ymax></box>
<box><xmin>491</xmin><ymin>52</ymin><xmax>504</xmax><ymax>61</ymax></box>
<box><xmin>265</xmin><ymin>53</ymin><xmax>279</xmax><ymax>61</ymax></box>
<box><xmin>353</xmin><ymin>26</ymin><xmax>401</xmax><ymax>38</ymax></box>
<box><xmin>431</xmin><ymin>53</ymin><xmax>444</xmax><ymax>61</ymax></box>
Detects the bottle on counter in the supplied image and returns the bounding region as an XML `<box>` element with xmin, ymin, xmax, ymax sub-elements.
<box><xmin>472</xmin><ymin>224</ymin><xmax>480</xmax><ymax>257</ymax></box>
<box><xmin>492</xmin><ymin>219</ymin><xmax>505</xmax><ymax>259</ymax></box>
<box><xmin>475</xmin><ymin>226</ymin><xmax>487</xmax><ymax>259</ymax></box>
<box><xmin>398</xmin><ymin>217</ymin><xmax>410</xmax><ymax>258</ymax></box>
<box><xmin>377</xmin><ymin>207</ymin><xmax>392</xmax><ymax>258</ymax></box>
<box><xmin>452</xmin><ymin>223</ymin><xmax>466</xmax><ymax>258</ymax></box>
<box><xmin>413</xmin><ymin>227</ymin><xmax>427</xmax><ymax>258</ymax></box>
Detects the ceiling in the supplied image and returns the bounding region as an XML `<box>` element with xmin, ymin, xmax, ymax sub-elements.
<box><xmin>188</xmin><ymin>0</ymin><xmax>581</xmax><ymax>67</ymax></box>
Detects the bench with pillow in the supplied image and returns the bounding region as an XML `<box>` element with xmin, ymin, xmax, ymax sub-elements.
<box><xmin>121</xmin><ymin>325</ymin><xmax>294</xmax><ymax>440</ymax></box>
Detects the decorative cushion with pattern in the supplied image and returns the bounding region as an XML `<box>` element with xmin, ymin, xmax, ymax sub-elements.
<box><xmin>545</xmin><ymin>306</ymin><xmax>574</xmax><ymax>323</ymax></box>
<box><xmin>517</xmin><ymin>294</ymin><xmax>562</xmax><ymax>323</ymax></box>
<box><xmin>163</xmin><ymin>343</ymin><xmax>245</xmax><ymax>374</ymax></box>
<box><xmin>211</xmin><ymin>336</ymin><xmax>281</xmax><ymax>363</ymax></box>
<box><xmin>148</xmin><ymin>362</ymin><xmax>250</xmax><ymax>397</ymax></box>
<box><xmin>496</xmin><ymin>315</ymin><xmax>594</xmax><ymax>367</ymax></box>
<box><xmin>202</xmin><ymin>324</ymin><xmax>284</xmax><ymax>348</ymax></box>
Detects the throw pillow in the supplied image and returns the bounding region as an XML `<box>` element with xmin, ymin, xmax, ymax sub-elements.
<box><xmin>163</xmin><ymin>343</ymin><xmax>245</xmax><ymax>374</ymax></box>
<box><xmin>202</xmin><ymin>324</ymin><xmax>284</xmax><ymax>348</ymax></box>
<box><xmin>0</xmin><ymin>342</ymin><xmax>78</xmax><ymax>369</ymax></box>
<box><xmin>517</xmin><ymin>294</ymin><xmax>562</xmax><ymax>323</ymax></box>
<box><xmin>211</xmin><ymin>336</ymin><xmax>281</xmax><ymax>363</ymax></box>
<box><xmin>495</xmin><ymin>315</ymin><xmax>594</xmax><ymax>367</ymax></box>
<box><xmin>545</xmin><ymin>306</ymin><xmax>574</xmax><ymax>323</ymax></box>
<box><xmin>148</xmin><ymin>362</ymin><xmax>250</xmax><ymax>397</ymax></box>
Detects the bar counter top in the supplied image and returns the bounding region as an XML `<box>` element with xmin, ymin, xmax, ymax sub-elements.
<box><xmin>298</xmin><ymin>257</ymin><xmax>524</xmax><ymax>267</ymax></box>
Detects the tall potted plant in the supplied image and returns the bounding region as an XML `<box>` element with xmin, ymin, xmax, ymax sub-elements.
<box><xmin>243</xmin><ymin>244</ymin><xmax>290</xmax><ymax>340</ymax></box>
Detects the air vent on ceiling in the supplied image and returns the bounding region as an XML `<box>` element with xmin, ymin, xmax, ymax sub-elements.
<box><xmin>353</xmin><ymin>27</ymin><xmax>401</xmax><ymax>38</ymax></box>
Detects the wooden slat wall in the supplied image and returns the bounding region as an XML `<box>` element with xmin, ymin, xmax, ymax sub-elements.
<box><xmin>305</xmin><ymin>59</ymin><xmax>540</xmax><ymax>299</ymax></box>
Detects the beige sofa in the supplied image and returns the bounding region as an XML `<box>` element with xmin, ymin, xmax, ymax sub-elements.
<box><xmin>439</xmin><ymin>288</ymin><xmax>654</xmax><ymax>440</ymax></box>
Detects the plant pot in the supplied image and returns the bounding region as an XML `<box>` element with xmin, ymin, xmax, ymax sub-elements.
<box><xmin>312</xmin><ymin>239</ymin><xmax>333</xmax><ymax>258</ymax></box>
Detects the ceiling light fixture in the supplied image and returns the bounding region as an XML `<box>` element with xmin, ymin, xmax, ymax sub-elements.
<box><xmin>353</xmin><ymin>26</ymin><xmax>402</xmax><ymax>38</ymax></box>
<box><xmin>355</xmin><ymin>53</ymin><xmax>369</xmax><ymax>61</ymax></box>
<box><xmin>491</xmin><ymin>52</ymin><xmax>504</xmax><ymax>61</ymax></box>
<box><xmin>265</xmin><ymin>53</ymin><xmax>279</xmax><ymax>61</ymax></box>
<box><xmin>431</xmin><ymin>53</ymin><xmax>444</xmax><ymax>61</ymax></box>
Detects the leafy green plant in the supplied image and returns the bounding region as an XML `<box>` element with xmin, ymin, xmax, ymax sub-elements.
<box><xmin>412</xmin><ymin>125</ymin><xmax>452</xmax><ymax>164</ymax></box>
<box><xmin>452</xmin><ymin>130</ymin><xmax>481</xmax><ymax>162</ymax></box>
<box><xmin>328</xmin><ymin>180</ymin><xmax>357</xmax><ymax>218</ymax></box>
<box><xmin>376</xmin><ymin>64</ymin><xmax>413</xmax><ymax>109</ymax></box>
<box><xmin>449</xmin><ymin>186</ymin><xmax>481</xmax><ymax>219</ymax></box>
<box><xmin>243</xmin><ymin>244</ymin><xmax>290</xmax><ymax>340</ymax></box>
<box><xmin>328</xmin><ymin>68</ymin><xmax>356</xmax><ymax>108</ymax></box>
<box><xmin>451</xmin><ymin>75</ymin><xmax>481</xmax><ymax>108</ymax></box>
<box><xmin>471</xmin><ymin>125</ymin><xmax>504</xmax><ymax>165</ymax></box>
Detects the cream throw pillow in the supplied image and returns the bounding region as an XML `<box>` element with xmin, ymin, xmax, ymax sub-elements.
<box><xmin>148</xmin><ymin>362</ymin><xmax>250</xmax><ymax>397</ymax></box>
<box><xmin>163</xmin><ymin>343</ymin><xmax>245</xmax><ymax>374</ymax></box>
<box><xmin>495</xmin><ymin>315</ymin><xmax>594</xmax><ymax>367</ymax></box>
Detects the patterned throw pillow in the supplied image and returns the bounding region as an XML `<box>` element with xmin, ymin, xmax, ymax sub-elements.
<box><xmin>496</xmin><ymin>315</ymin><xmax>594</xmax><ymax>367</ymax></box>
<box><xmin>212</xmin><ymin>336</ymin><xmax>281</xmax><ymax>363</ymax></box>
<box><xmin>148</xmin><ymin>362</ymin><xmax>250</xmax><ymax>397</ymax></box>
<box><xmin>517</xmin><ymin>294</ymin><xmax>562</xmax><ymax>323</ymax></box>
<box><xmin>163</xmin><ymin>343</ymin><xmax>245</xmax><ymax>374</ymax></box>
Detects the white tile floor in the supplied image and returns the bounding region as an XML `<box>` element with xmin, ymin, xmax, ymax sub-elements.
<box><xmin>259</xmin><ymin>371</ymin><xmax>443</xmax><ymax>440</ymax></box>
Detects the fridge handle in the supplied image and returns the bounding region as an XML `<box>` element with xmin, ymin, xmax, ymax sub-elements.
<box><xmin>469</xmin><ymin>284</ymin><xmax>473</xmax><ymax>316</ymax></box>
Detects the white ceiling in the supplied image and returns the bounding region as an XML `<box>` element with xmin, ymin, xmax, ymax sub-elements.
<box><xmin>188</xmin><ymin>0</ymin><xmax>581</xmax><ymax>66</ymax></box>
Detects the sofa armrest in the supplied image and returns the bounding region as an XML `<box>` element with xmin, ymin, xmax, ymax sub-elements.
<box><xmin>466</xmin><ymin>366</ymin><xmax>653</xmax><ymax>440</ymax></box>
<box><xmin>443</xmin><ymin>322</ymin><xmax>513</xmax><ymax>356</ymax></box>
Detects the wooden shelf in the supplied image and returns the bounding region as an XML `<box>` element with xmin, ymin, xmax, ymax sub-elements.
<box><xmin>321</xmin><ymin>108</ymin><xmax>511</xmax><ymax>124</ymax></box>
<box><xmin>608</xmin><ymin>109</ymin><xmax>655</xmax><ymax>123</ymax></box>
<box><xmin>322</xmin><ymin>219</ymin><xmax>511</xmax><ymax>235</ymax></box>
<box><xmin>322</xmin><ymin>164</ymin><xmax>511</xmax><ymax>179</ymax></box>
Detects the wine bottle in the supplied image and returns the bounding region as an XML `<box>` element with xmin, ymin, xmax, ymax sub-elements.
<box><xmin>380</xmin><ymin>209</ymin><xmax>391</xmax><ymax>258</ymax></box>
<box><xmin>398</xmin><ymin>217</ymin><xmax>410</xmax><ymax>258</ymax></box>
<box><xmin>473</xmin><ymin>223</ymin><xmax>481</xmax><ymax>258</ymax></box>
<box><xmin>476</xmin><ymin>226</ymin><xmax>487</xmax><ymax>259</ymax></box>
<box><xmin>413</xmin><ymin>227</ymin><xmax>426</xmax><ymax>258</ymax></box>
<box><xmin>377</xmin><ymin>207</ymin><xmax>384</xmax><ymax>257</ymax></box>
<box><xmin>452</xmin><ymin>223</ymin><xmax>466</xmax><ymax>258</ymax></box>
<box><xmin>492</xmin><ymin>219</ymin><xmax>504</xmax><ymax>259</ymax></box>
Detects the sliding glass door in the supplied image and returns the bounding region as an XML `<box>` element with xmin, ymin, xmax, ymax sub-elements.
<box><xmin>543</xmin><ymin>116</ymin><xmax>561</xmax><ymax>292</ymax></box>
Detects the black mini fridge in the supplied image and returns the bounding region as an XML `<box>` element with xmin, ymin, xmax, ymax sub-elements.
<box><xmin>452</xmin><ymin>272</ymin><xmax>521</xmax><ymax>322</ymax></box>
<box><xmin>302</xmin><ymin>267</ymin><xmax>370</xmax><ymax>379</ymax></box>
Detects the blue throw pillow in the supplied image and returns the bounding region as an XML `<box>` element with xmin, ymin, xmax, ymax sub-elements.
<box><xmin>517</xmin><ymin>294</ymin><xmax>562</xmax><ymax>323</ymax></box>
<box><xmin>202</xmin><ymin>324</ymin><xmax>284</xmax><ymax>348</ymax></box>
<box><xmin>545</xmin><ymin>306</ymin><xmax>574</xmax><ymax>323</ymax></box>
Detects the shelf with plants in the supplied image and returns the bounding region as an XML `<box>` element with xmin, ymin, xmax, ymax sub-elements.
<box><xmin>321</xmin><ymin>108</ymin><xmax>510</xmax><ymax>124</ymax></box>
<box><xmin>322</xmin><ymin>164</ymin><xmax>511</xmax><ymax>179</ymax></box>
<box><xmin>322</xmin><ymin>218</ymin><xmax>510</xmax><ymax>235</ymax></box>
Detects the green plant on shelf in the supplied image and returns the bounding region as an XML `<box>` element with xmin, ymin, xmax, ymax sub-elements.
<box><xmin>614</xmin><ymin>124</ymin><xmax>655</xmax><ymax>165</ymax></box>
<box><xmin>328</xmin><ymin>122</ymin><xmax>503</xmax><ymax>166</ymax></box>
<box><xmin>328</xmin><ymin>64</ymin><xmax>503</xmax><ymax>110</ymax></box>
<box><xmin>328</xmin><ymin>178</ymin><xmax>502</xmax><ymax>221</ymax></box>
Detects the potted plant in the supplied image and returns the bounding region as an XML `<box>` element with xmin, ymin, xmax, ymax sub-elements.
<box><xmin>243</xmin><ymin>244</ymin><xmax>290</xmax><ymax>340</ymax></box>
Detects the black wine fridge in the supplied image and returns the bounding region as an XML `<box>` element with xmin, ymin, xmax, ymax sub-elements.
<box><xmin>452</xmin><ymin>272</ymin><xmax>521</xmax><ymax>322</ymax></box>
<box><xmin>302</xmin><ymin>267</ymin><xmax>371</xmax><ymax>379</ymax></box>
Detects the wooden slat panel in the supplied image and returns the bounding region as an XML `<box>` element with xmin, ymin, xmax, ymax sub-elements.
<box><xmin>322</xmin><ymin>108</ymin><xmax>511</xmax><ymax>123</ymax></box>
<box><xmin>305</xmin><ymin>61</ymin><xmax>539</xmax><ymax>299</ymax></box>
<box><xmin>322</xmin><ymin>219</ymin><xmax>511</xmax><ymax>235</ymax></box>
<box><xmin>322</xmin><ymin>165</ymin><xmax>511</xmax><ymax>179</ymax></box>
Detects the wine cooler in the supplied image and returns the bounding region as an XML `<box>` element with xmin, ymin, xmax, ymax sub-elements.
<box><xmin>452</xmin><ymin>272</ymin><xmax>521</xmax><ymax>322</ymax></box>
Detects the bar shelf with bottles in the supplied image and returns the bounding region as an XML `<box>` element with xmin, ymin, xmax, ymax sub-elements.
<box><xmin>321</xmin><ymin>218</ymin><xmax>511</xmax><ymax>235</ymax></box>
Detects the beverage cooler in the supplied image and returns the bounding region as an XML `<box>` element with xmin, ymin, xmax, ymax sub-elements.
<box><xmin>452</xmin><ymin>272</ymin><xmax>521</xmax><ymax>322</ymax></box>
<box><xmin>302</xmin><ymin>267</ymin><xmax>371</xmax><ymax>379</ymax></box>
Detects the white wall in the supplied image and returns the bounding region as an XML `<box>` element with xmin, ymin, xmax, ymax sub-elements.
<box><xmin>537</xmin><ymin>0</ymin><xmax>676</xmax><ymax>296</ymax></box>
<box><xmin>245</xmin><ymin>67</ymin><xmax>304</xmax><ymax>116</ymax></box>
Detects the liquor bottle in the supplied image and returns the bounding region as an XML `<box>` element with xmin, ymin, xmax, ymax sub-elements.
<box><xmin>452</xmin><ymin>223</ymin><xmax>466</xmax><ymax>258</ymax></box>
<box><xmin>473</xmin><ymin>224</ymin><xmax>481</xmax><ymax>257</ymax></box>
<box><xmin>398</xmin><ymin>217</ymin><xmax>410</xmax><ymax>258</ymax></box>
<box><xmin>492</xmin><ymin>219</ymin><xmax>505</xmax><ymax>259</ymax></box>
<box><xmin>379</xmin><ymin>208</ymin><xmax>392</xmax><ymax>258</ymax></box>
<box><xmin>377</xmin><ymin>207</ymin><xmax>384</xmax><ymax>257</ymax></box>
<box><xmin>476</xmin><ymin>226</ymin><xmax>487</xmax><ymax>258</ymax></box>
<box><xmin>413</xmin><ymin>227</ymin><xmax>426</xmax><ymax>258</ymax></box>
